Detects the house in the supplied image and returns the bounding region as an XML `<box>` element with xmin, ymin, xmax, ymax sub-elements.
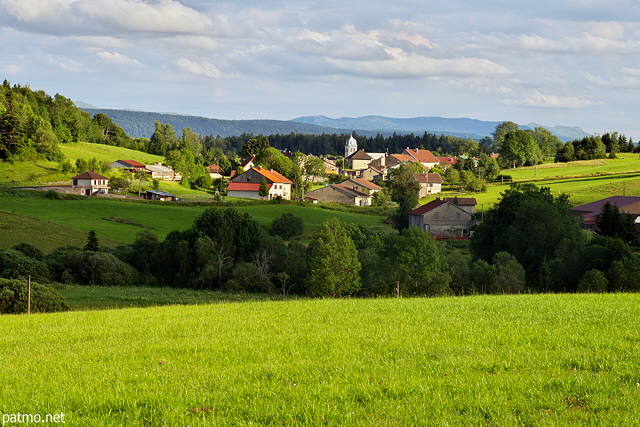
<box><xmin>408</xmin><ymin>199</ymin><xmax>476</xmax><ymax>238</ymax></box>
<box><xmin>346</xmin><ymin>148</ymin><xmax>372</xmax><ymax>170</ymax></box>
<box><xmin>438</xmin><ymin>156</ymin><xmax>458</xmax><ymax>169</ymax></box>
<box><xmin>572</xmin><ymin>196</ymin><xmax>640</xmax><ymax>231</ymax></box>
<box><xmin>322</xmin><ymin>157</ymin><xmax>340</xmax><ymax>174</ymax></box>
<box><xmin>227</xmin><ymin>167</ymin><xmax>292</xmax><ymax>200</ymax></box>
<box><xmin>305</xmin><ymin>184</ymin><xmax>373</xmax><ymax>206</ymax></box>
<box><xmin>241</xmin><ymin>155</ymin><xmax>256</xmax><ymax>170</ymax></box>
<box><xmin>146</xmin><ymin>163</ymin><xmax>178</xmax><ymax>181</ymax></box>
<box><xmin>444</xmin><ymin>197</ymin><xmax>477</xmax><ymax>214</ymax></box>
<box><xmin>414</xmin><ymin>173</ymin><xmax>443</xmax><ymax>197</ymax></box>
<box><xmin>109</xmin><ymin>159</ymin><xmax>146</xmax><ymax>173</ymax></box>
<box><xmin>360</xmin><ymin>166</ymin><xmax>386</xmax><ymax>181</ymax></box>
<box><xmin>208</xmin><ymin>164</ymin><xmax>223</xmax><ymax>179</ymax></box>
<box><xmin>144</xmin><ymin>190</ymin><xmax>176</xmax><ymax>201</ymax></box>
<box><xmin>340</xmin><ymin>177</ymin><xmax>382</xmax><ymax>194</ymax></box>
<box><xmin>71</xmin><ymin>171</ymin><xmax>110</xmax><ymax>196</ymax></box>
<box><xmin>381</xmin><ymin>153</ymin><xmax>413</xmax><ymax>169</ymax></box>
<box><xmin>403</xmin><ymin>148</ymin><xmax>440</xmax><ymax>169</ymax></box>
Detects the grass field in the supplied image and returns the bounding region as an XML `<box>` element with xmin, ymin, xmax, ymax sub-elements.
<box><xmin>54</xmin><ymin>284</ymin><xmax>290</xmax><ymax>310</ymax></box>
<box><xmin>0</xmin><ymin>192</ymin><xmax>391</xmax><ymax>250</ymax></box>
<box><xmin>2</xmin><ymin>293</ymin><xmax>639</xmax><ymax>425</ymax></box>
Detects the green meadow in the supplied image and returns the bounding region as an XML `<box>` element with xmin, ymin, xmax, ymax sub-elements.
<box><xmin>0</xmin><ymin>191</ymin><xmax>391</xmax><ymax>250</ymax></box>
<box><xmin>1</xmin><ymin>293</ymin><xmax>639</xmax><ymax>426</ymax></box>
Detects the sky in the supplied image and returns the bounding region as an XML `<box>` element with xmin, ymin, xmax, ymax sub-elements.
<box><xmin>2</xmin><ymin>0</ymin><xmax>640</xmax><ymax>138</ymax></box>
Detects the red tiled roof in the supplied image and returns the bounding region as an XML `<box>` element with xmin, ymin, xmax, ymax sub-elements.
<box><xmin>438</xmin><ymin>156</ymin><xmax>458</xmax><ymax>166</ymax></box>
<box><xmin>71</xmin><ymin>171</ymin><xmax>109</xmax><ymax>180</ymax></box>
<box><xmin>208</xmin><ymin>164</ymin><xmax>222</xmax><ymax>173</ymax></box>
<box><xmin>332</xmin><ymin>184</ymin><xmax>372</xmax><ymax>198</ymax></box>
<box><xmin>121</xmin><ymin>159</ymin><xmax>146</xmax><ymax>167</ymax></box>
<box><xmin>227</xmin><ymin>182</ymin><xmax>271</xmax><ymax>192</ymax></box>
<box><xmin>408</xmin><ymin>199</ymin><xmax>447</xmax><ymax>215</ymax></box>
<box><xmin>348</xmin><ymin>178</ymin><xmax>382</xmax><ymax>190</ymax></box>
<box><xmin>413</xmin><ymin>173</ymin><xmax>443</xmax><ymax>184</ymax></box>
<box><xmin>404</xmin><ymin>149</ymin><xmax>439</xmax><ymax>163</ymax></box>
<box><xmin>253</xmin><ymin>167</ymin><xmax>293</xmax><ymax>184</ymax></box>
<box><xmin>241</xmin><ymin>156</ymin><xmax>256</xmax><ymax>168</ymax></box>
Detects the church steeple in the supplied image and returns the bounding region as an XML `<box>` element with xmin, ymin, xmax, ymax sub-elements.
<box><xmin>345</xmin><ymin>132</ymin><xmax>357</xmax><ymax>158</ymax></box>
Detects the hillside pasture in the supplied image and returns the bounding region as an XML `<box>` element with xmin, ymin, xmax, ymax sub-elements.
<box><xmin>1</xmin><ymin>294</ymin><xmax>639</xmax><ymax>425</ymax></box>
<box><xmin>0</xmin><ymin>192</ymin><xmax>391</xmax><ymax>251</ymax></box>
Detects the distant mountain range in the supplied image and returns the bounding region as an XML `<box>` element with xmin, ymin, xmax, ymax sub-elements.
<box><xmin>79</xmin><ymin>106</ymin><xmax>589</xmax><ymax>142</ymax></box>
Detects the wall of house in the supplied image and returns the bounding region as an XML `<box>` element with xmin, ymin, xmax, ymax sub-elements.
<box><xmin>268</xmin><ymin>184</ymin><xmax>292</xmax><ymax>200</ymax></box>
<box><xmin>418</xmin><ymin>182</ymin><xmax>442</xmax><ymax>198</ymax></box>
<box><xmin>306</xmin><ymin>186</ymin><xmax>369</xmax><ymax>205</ymax></box>
<box><xmin>350</xmin><ymin>159</ymin><xmax>371</xmax><ymax>170</ymax></box>
<box><xmin>227</xmin><ymin>190</ymin><xmax>262</xmax><ymax>199</ymax></box>
<box><xmin>415</xmin><ymin>204</ymin><xmax>474</xmax><ymax>237</ymax></box>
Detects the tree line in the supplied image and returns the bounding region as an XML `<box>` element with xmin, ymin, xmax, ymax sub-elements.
<box><xmin>2</xmin><ymin>183</ymin><xmax>637</xmax><ymax>301</ymax></box>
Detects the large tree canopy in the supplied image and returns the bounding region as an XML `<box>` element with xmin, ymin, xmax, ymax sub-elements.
<box><xmin>471</xmin><ymin>183</ymin><xmax>584</xmax><ymax>288</ymax></box>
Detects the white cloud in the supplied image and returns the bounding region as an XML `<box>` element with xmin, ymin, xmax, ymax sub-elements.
<box><xmin>97</xmin><ymin>51</ymin><xmax>142</xmax><ymax>67</ymax></box>
<box><xmin>505</xmin><ymin>90</ymin><xmax>596</xmax><ymax>109</ymax></box>
<box><xmin>176</xmin><ymin>57</ymin><xmax>221</xmax><ymax>78</ymax></box>
<box><xmin>1</xmin><ymin>0</ymin><xmax>214</xmax><ymax>35</ymax></box>
<box><xmin>518</xmin><ymin>32</ymin><xmax>640</xmax><ymax>54</ymax></box>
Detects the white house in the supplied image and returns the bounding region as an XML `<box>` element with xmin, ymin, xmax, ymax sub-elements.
<box><xmin>70</xmin><ymin>171</ymin><xmax>110</xmax><ymax>196</ymax></box>
<box><xmin>227</xmin><ymin>167</ymin><xmax>292</xmax><ymax>200</ymax></box>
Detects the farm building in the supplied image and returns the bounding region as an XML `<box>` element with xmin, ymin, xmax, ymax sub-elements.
<box><xmin>339</xmin><ymin>178</ymin><xmax>382</xmax><ymax>195</ymax></box>
<box><xmin>70</xmin><ymin>171</ymin><xmax>110</xmax><ymax>196</ymax></box>
<box><xmin>572</xmin><ymin>196</ymin><xmax>640</xmax><ymax>232</ymax></box>
<box><xmin>144</xmin><ymin>190</ymin><xmax>177</xmax><ymax>201</ymax></box>
<box><xmin>109</xmin><ymin>159</ymin><xmax>146</xmax><ymax>173</ymax></box>
<box><xmin>305</xmin><ymin>184</ymin><xmax>372</xmax><ymax>206</ymax></box>
<box><xmin>408</xmin><ymin>199</ymin><xmax>476</xmax><ymax>238</ymax></box>
<box><xmin>227</xmin><ymin>167</ymin><xmax>292</xmax><ymax>200</ymax></box>
<box><xmin>146</xmin><ymin>163</ymin><xmax>179</xmax><ymax>181</ymax></box>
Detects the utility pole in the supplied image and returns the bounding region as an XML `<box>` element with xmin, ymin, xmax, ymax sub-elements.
<box><xmin>27</xmin><ymin>275</ymin><xmax>31</xmax><ymax>314</ymax></box>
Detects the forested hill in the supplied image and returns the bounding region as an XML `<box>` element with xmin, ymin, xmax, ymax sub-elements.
<box><xmin>80</xmin><ymin>109</ymin><xmax>352</xmax><ymax>139</ymax></box>
<box><xmin>80</xmin><ymin>109</ymin><xmax>500</xmax><ymax>140</ymax></box>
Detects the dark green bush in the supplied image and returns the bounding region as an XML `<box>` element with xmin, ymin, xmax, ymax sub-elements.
<box><xmin>0</xmin><ymin>278</ymin><xmax>68</xmax><ymax>314</ymax></box>
<box><xmin>0</xmin><ymin>249</ymin><xmax>51</xmax><ymax>282</ymax></box>
<box><xmin>270</xmin><ymin>213</ymin><xmax>304</xmax><ymax>240</ymax></box>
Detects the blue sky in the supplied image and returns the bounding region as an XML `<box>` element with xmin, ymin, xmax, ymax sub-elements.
<box><xmin>2</xmin><ymin>0</ymin><xmax>640</xmax><ymax>138</ymax></box>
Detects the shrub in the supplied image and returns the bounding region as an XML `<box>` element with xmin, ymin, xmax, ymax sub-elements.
<box><xmin>0</xmin><ymin>249</ymin><xmax>51</xmax><ymax>282</ymax></box>
<box><xmin>270</xmin><ymin>213</ymin><xmax>304</xmax><ymax>239</ymax></box>
<box><xmin>11</xmin><ymin>243</ymin><xmax>44</xmax><ymax>261</ymax></box>
<box><xmin>0</xmin><ymin>278</ymin><xmax>68</xmax><ymax>314</ymax></box>
<box><xmin>577</xmin><ymin>269</ymin><xmax>608</xmax><ymax>293</ymax></box>
<box><xmin>44</xmin><ymin>189</ymin><xmax>62</xmax><ymax>200</ymax></box>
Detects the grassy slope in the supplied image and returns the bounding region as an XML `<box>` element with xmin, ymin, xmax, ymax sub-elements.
<box><xmin>0</xmin><ymin>193</ymin><xmax>391</xmax><ymax>250</ymax></box>
<box><xmin>424</xmin><ymin>154</ymin><xmax>640</xmax><ymax>211</ymax></box>
<box><xmin>1</xmin><ymin>294</ymin><xmax>639</xmax><ymax>425</ymax></box>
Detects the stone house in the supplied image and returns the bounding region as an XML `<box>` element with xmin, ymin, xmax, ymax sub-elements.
<box><xmin>305</xmin><ymin>184</ymin><xmax>372</xmax><ymax>206</ymax></box>
<box><xmin>414</xmin><ymin>173</ymin><xmax>443</xmax><ymax>197</ymax></box>
<box><xmin>408</xmin><ymin>199</ymin><xmax>476</xmax><ymax>238</ymax></box>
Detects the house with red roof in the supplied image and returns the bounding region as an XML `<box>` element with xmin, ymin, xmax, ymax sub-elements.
<box><xmin>339</xmin><ymin>178</ymin><xmax>382</xmax><ymax>194</ymax></box>
<box><xmin>71</xmin><ymin>171</ymin><xmax>110</xmax><ymax>196</ymax></box>
<box><xmin>207</xmin><ymin>164</ymin><xmax>223</xmax><ymax>179</ymax></box>
<box><xmin>408</xmin><ymin>198</ymin><xmax>476</xmax><ymax>238</ymax></box>
<box><xmin>227</xmin><ymin>167</ymin><xmax>292</xmax><ymax>200</ymax></box>
<box><xmin>403</xmin><ymin>148</ymin><xmax>440</xmax><ymax>169</ymax></box>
